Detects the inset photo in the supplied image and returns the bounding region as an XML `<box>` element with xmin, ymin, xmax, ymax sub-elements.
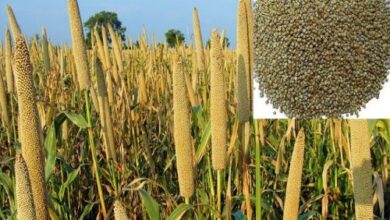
<box><xmin>253</xmin><ymin>1</ymin><xmax>390</xmax><ymax>119</ymax></box>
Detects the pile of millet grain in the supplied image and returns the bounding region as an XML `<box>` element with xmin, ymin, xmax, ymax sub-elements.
<box><xmin>254</xmin><ymin>1</ymin><xmax>390</xmax><ymax>118</ymax></box>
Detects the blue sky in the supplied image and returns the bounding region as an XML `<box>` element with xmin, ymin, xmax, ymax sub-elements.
<box><xmin>0</xmin><ymin>0</ymin><xmax>237</xmax><ymax>47</ymax></box>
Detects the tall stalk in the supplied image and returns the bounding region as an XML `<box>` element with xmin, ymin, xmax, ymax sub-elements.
<box><xmin>254</xmin><ymin>119</ymin><xmax>262</xmax><ymax>219</ymax></box>
<box><xmin>84</xmin><ymin>90</ymin><xmax>107</xmax><ymax>217</ymax></box>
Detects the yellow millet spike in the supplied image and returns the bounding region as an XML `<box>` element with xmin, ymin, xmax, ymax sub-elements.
<box><xmin>349</xmin><ymin>120</ymin><xmax>373</xmax><ymax>220</ymax></box>
<box><xmin>210</xmin><ymin>29</ymin><xmax>227</xmax><ymax>171</ymax></box>
<box><xmin>94</xmin><ymin>26</ymin><xmax>107</xmax><ymax>70</ymax></box>
<box><xmin>96</xmin><ymin>58</ymin><xmax>116</xmax><ymax>161</ymax></box>
<box><xmin>90</xmin><ymin>86</ymin><xmax>100</xmax><ymax>113</ymax></box>
<box><xmin>6</xmin><ymin>5</ymin><xmax>22</xmax><ymax>39</ymax></box>
<box><xmin>0</xmin><ymin>71</ymin><xmax>10</xmax><ymax>128</ymax></box>
<box><xmin>191</xmin><ymin>47</ymin><xmax>198</xmax><ymax>90</ymax></box>
<box><xmin>236</xmin><ymin>0</ymin><xmax>250</xmax><ymax>123</ymax></box>
<box><xmin>41</xmin><ymin>27</ymin><xmax>51</xmax><ymax>74</ymax></box>
<box><xmin>244</xmin><ymin>0</ymin><xmax>254</xmax><ymax>109</ymax></box>
<box><xmin>15</xmin><ymin>153</ymin><xmax>37</xmax><ymax>220</ymax></box>
<box><xmin>114</xmin><ymin>200</ymin><xmax>129</xmax><ymax>220</ymax></box>
<box><xmin>183</xmin><ymin>70</ymin><xmax>198</xmax><ymax>107</ymax></box>
<box><xmin>138</xmin><ymin>72</ymin><xmax>148</xmax><ymax>105</ymax></box>
<box><xmin>173</xmin><ymin>55</ymin><xmax>195</xmax><ymax>198</ymax></box>
<box><xmin>107</xmin><ymin>22</ymin><xmax>124</xmax><ymax>74</ymax></box>
<box><xmin>67</xmin><ymin>0</ymin><xmax>91</xmax><ymax>90</ymax></box>
<box><xmin>101</xmin><ymin>24</ymin><xmax>112</xmax><ymax>69</ymax></box>
<box><xmin>193</xmin><ymin>8</ymin><xmax>205</xmax><ymax>71</ymax></box>
<box><xmin>283</xmin><ymin>128</ymin><xmax>305</xmax><ymax>220</ymax></box>
<box><xmin>14</xmin><ymin>35</ymin><xmax>49</xmax><ymax>220</ymax></box>
<box><xmin>5</xmin><ymin>27</ymin><xmax>14</xmax><ymax>93</ymax></box>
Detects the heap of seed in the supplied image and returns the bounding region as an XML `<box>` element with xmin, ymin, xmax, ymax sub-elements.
<box><xmin>254</xmin><ymin>1</ymin><xmax>390</xmax><ymax>118</ymax></box>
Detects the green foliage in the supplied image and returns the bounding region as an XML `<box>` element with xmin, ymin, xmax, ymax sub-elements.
<box><xmin>167</xmin><ymin>204</ymin><xmax>193</xmax><ymax>220</ymax></box>
<box><xmin>165</xmin><ymin>29</ymin><xmax>185</xmax><ymax>47</ymax></box>
<box><xmin>64</xmin><ymin>112</ymin><xmax>89</xmax><ymax>129</ymax></box>
<box><xmin>59</xmin><ymin>168</ymin><xmax>80</xmax><ymax>200</ymax></box>
<box><xmin>45</xmin><ymin>124</ymin><xmax>57</xmax><ymax>181</ymax></box>
<box><xmin>139</xmin><ymin>189</ymin><xmax>160</xmax><ymax>220</ymax></box>
<box><xmin>83</xmin><ymin>11</ymin><xmax>126</xmax><ymax>48</ymax></box>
